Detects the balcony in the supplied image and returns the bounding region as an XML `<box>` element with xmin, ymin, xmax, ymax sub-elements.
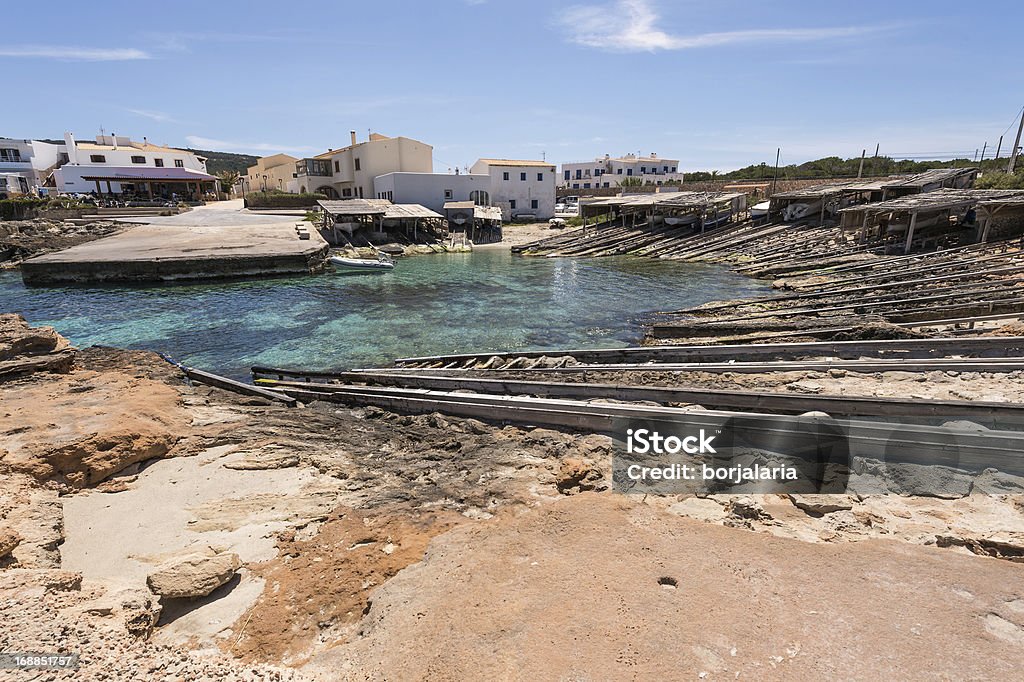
<box><xmin>295</xmin><ymin>159</ymin><xmax>333</xmax><ymax>177</ymax></box>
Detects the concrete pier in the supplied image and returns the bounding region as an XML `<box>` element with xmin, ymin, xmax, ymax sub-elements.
<box><xmin>21</xmin><ymin>201</ymin><xmax>330</xmax><ymax>285</ymax></box>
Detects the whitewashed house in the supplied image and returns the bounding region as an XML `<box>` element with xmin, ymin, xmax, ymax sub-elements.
<box><xmin>469</xmin><ymin>159</ymin><xmax>556</xmax><ymax>220</ymax></box>
<box><xmin>52</xmin><ymin>133</ymin><xmax>217</xmax><ymax>199</ymax></box>
<box><xmin>560</xmin><ymin>153</ymin><xmax>683</xmax><ymax>189</ymax></box>
<box><xmin>0</xmin><ymin>138</ymin><xmax>68</xmax><ymax>196</ymax></box>
<box><xmin>372</xmin><ymin>171</ymin><xmax>491</xmax><ymax>214</ymax></box>
<box><xmin>291</xmin><ymin>131</ymin><xmax>432</xmax><ymax>199</ymax></box>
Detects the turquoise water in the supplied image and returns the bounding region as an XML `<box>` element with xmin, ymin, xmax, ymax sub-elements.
<box><xmin>0</xmin><ymin>250</ymin><xmax>768</xmax><ymax>380</ymax></box>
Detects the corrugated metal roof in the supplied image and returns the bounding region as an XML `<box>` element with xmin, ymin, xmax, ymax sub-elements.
<box><xmin>880</xmin><ymin>168</ymin><xmax>978</xmax><ymax>189</ymax></box>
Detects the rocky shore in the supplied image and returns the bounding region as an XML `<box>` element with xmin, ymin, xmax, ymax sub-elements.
<box><xmin>2</xmin><ymin>314</ymin><xmax>1023</xmax><ymax>679</ymax></box>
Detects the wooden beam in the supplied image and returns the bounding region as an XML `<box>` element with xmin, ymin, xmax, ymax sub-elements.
<box><xmin>904</xmin><ymin>211</ymin><xmax>919</xmax><ymax>254</ymax></box>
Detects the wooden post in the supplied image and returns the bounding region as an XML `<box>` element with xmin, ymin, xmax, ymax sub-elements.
<box><xmin>105</xmin><ymin>180</ymin><xmax>112</xmax><ymax>195</ymax></box>
<box><xmin>995</xmin><ymin>135</ymin><xmax>1004</xmax><ymax>160</ymax></box>
<box><xmin>1008</xmin><ymin>107</ymin><xmax>1024</xmax><ymax>174</ymax></box>
<box><xmin>859</xmin><ymin>213</ymin><xmax>870</xmax><ymax>244</ymax></box>
<box><xmin>981</xmin><ymin>217</ymin><xmax>992</xmax><ymax>243</ymax></box>
<box><xmin>857</xmin><ymin>149</ymin><xmax>866</xmax><ymax>179</ymax></box>
<box><xmin>903</xmin><ymin>211</ymin><xmax>918</xmax><ymax>254</ymax></box>
<box><xmin>94</xmin><ymin>180</ymin><xmax>101</xmax><ymax>195</ymax></box>
<box><xmin>146</xmin><ymin>182</ymin><xmax>153</xmax><ymax>200</ymax></box>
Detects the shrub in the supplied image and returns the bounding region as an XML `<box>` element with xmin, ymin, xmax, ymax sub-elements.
<box><xmin>975</xmin><ymin>171</ymin><xmax>1024</xmax><ymax>190</ymax></box>
<box><xmin>244</xmin><ymin>191</ymin><xmax>327</xmax><ymax>209</ymax></box>
<box><xmin>0</xmin><ymin>197</ymin><xmax>48</xmax><ymax>220</ymax></box>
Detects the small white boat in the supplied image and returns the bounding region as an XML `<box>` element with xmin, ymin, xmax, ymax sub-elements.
<box><xmin>329</xmin><ymin>255</ymin><xmax>395</xmax><ymax>273</ymax></box>
<box><xmin>782</xmin><ymin>200</ymin><xmax>822</xmax><ymax>222</ymax></box>
<box><xmin>750</xmin><ymin>200</ymin><xmax>771</xmax><ymax>221</ymax></box>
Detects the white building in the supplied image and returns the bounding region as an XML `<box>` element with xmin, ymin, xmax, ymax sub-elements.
<box><xmin>52</xmin><ymin>133</ymin><xmax>217</xmax><ymax>199</ymax></box>
<box><xmin>292</xmin><ymin>132</ymin><xmax>433</xmax><ymax>199</ymax></box>
<box><xmin>0</xmin><ymin>138</ymin><xmax>68</xmax><ymax>196</ymax></box>
<box><xmin>560</xmin><ymin>153</ymin><xmax>683</xmax><ymax>189</ymax></box>
<box><xmin>469</xmin><ymin>159</ymin><xmax>556</xmax><ymax>220</ymax></box>
<box><xmin>372</xmin><ymin>172</ymin><xmax>491</xmax><ymax>214</ymax></box>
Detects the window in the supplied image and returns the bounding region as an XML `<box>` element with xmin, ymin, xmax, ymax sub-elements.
<box><xmin>342</xmin><ymin>188</ymin><xmax>352</xmax><ymax>197</ymax></box>
<box><xmin>603</xmin><ymin>182</ymin><xmax>610</xmax><ymax>188</ymax></box>
<box><xmin>470</xmin><ymin>190</ymin><xmax>489</xmax><ymax>205</ymax></box>
<box><xmin>531</xmin><ymin>199</ymin><xmax>538</xmax><ymax>209</ymax></box>
<box><xmin>537</xmin><ymin>172</ymin><xmax>543</xmax><ymax>181</ymax></box>
<box><xmin>154</xmin><ymin>158</ymin><xmax>164</xmax><ymax>167</ymax></box>
<box><xmin>503</xmin><ymin>171</ymin><xmax>509</xmax><ymax>181</ymax></box>
<box><xmin>131</xmin><ymin>155</ymin><xmax>145</xmax><ymax>164</ymax></box>
<box><xmin>641</xmin><ymin>166</ymin><xmax>646</xmax><ymax>173</ymax></box>
<box><xmin>444</xmin><ymin>189</ymin><xmax>454</xmax><ymax>200</ymax></box>
<box><xmin>616</xmin><ymin>168</ymin><xmax>622</xmax><ymax>175</ymax></box>
<box><xmin>520</xmin><ymin>172</ymin><xmax>526</xmax><ymax>181</ymax></box>
<box><xmin>334</xmin><ymin>161</ymin><xmax>340</xmax><ymax>172</ymax></box>
<box><xmin>89</xmin><ymin>154</ymin><xmax>106</xmax><ymax>163</ymax></box>
<box><xmin>509</xmin><ymin>199</ymin><xmax>516</xmax><ymax>209</ymax></box>
<box><xmin>174</xmin><ymin>159</ymin><xmax>184</xmax><ymax>168</ymax></box>
<box><xmin>0</xmin><ymin>148</ymin><xmax>22</xmax><ymax>162</ymax></box>
<box><xmin>572</xmin><ymin>183</ymin><xmax>579</xmax><ymax>189</ymax></box>
<box><xmin>671</xmin><ymin>166</ymin><xmax>676</xmax><ymax>172</ymax></box>
<box><xmin>663</xmin><ymin>166</ymin><xmax>668</xmax><ymax>172</ymax></box>
<box><xmin>575</xmin><ymin>169</ymin><xmax>582</xmax><ymax>179</ymax></box>
<box><xmin>354</xmin><ymin>158</ymin><xmax>361</xmax><ymax>171</ymax></box>
<box><xmin>358</xmin><ymin>186</ymin><xmax>363</xmax><ymax>198</ymax></box>
<box><xmin>595</xmin><ymin>169</ymin><xmax>602</xmax><ymax>176</ymax></box>
<box><xmin>626</xmin><ymin>169</ymin><xmax>633</xmax><ymax>176</ymax></box>
<box><xmin>563</xmin><ymin>170</ymin><xmax>570</xmax><ymax>180</ymax></box>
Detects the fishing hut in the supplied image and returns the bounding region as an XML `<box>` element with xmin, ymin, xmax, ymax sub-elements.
<box><xmin>878</xmin><ymin>168</ymin><xmax>979</xmax><ymax>200</ymax></box>
<box><xmin>650</xmin><ymin>192</ymin><xmax>747</xmax><ymax>232</ymax></box>
<box><xmin>769</xmin><ymin>180</ymin><xmax>887</xmax><ymax>225</ymax></box>
<box><xmin>443</xmin><ymin>201</ymin><xmax>503</xmax><ymax>243</ymax></box>
<box><xmin>318</xmin><ymin>199</ymin><xmax>444</xmax><ymax>246</ymax></box>
<box><xmin>838</xmin><ymin>188</ymin><xmax>1024</xmax><ymax>254</ymax></box>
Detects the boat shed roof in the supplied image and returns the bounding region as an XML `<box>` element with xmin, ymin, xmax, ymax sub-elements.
<box><xmin>383</xmin><ymin>203</ymin><xmax>443</xmax><ymax>219</ymax></box>
<box><xmin>838</xmin><ymin>188</ymin><xmax>1024</xmax><ymax>216</ymax></box>
<box><xmin>318</xmin><ymin>199</ymin><xmax>389</xmax><ymax>216</ymax></box>
<box><xmin>473</xmin><ymin>205</ymin><xmax>503</xmax><ymax>221</ymax></box>
<box><xmin>771</xmin><ymin>180</ymin><xmax>887</xmax><ymax>201</ymax></box>
<box><xmin>880</xmin><ymin>167</ymin><xmax>978</xmax><ymax>190</ymax></box>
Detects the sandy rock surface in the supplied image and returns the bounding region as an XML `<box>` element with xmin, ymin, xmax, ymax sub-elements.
<box><xmin>308</xmin><ymin>493</ymin><xmax>1024</xmax><ymax>681</ymax></box>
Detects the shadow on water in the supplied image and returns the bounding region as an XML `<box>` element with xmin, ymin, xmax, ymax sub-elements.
<box><xmin>0</xmin><ymin>250</ymin><xmax>769</xmax><ymax>380</ymax></box>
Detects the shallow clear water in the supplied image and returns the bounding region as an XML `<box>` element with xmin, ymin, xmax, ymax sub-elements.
<box><xmin>0</xmin><ymin>250</ymin><xmax>768</xmax><ymax>380</ymax></box>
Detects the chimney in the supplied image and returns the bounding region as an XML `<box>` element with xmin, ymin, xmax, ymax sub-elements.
<box><xmin>350</xmin><ymin>130</ymin><xmax>357</xmax><ymax>146</ymax></box>
<box><xmin>111</xmin><ymin>134</ymin><xmax>118</xmax><ymax>150</ymax></box>
<box><xmin>64</xmin><ymin>131</ymin><xmax>79</xmax><ymax>165</ymax></box>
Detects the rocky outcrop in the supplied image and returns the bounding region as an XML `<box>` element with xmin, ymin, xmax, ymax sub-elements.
<box><xmin>0</xmin><ymin>313</ymin><xmax>74</xmax><ymax>380</ymax></box>
<box><xmin>146</xmin><ymin>551</ymin><xmax>241</xmax><ymax>599</ymax></box>
<box><xmin>0</xmin><ymin>527</ymin><xmax>22</xmax><ymax>559</ymax></box>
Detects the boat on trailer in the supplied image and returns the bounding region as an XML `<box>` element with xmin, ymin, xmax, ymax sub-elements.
<box><xmin>329</xmin><ymin>254</ymin><xmax>395</xmax><ymax>273</ymax></box>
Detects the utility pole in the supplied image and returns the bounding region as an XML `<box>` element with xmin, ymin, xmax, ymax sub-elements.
<box><xmin>980</xmin><ymin>141</ymin><xmax>988</xmax><ymax>162</ymax></box>
<box><xmin>770</xmin><ymin>148</ymin><xmax>781</xmax><ymax>195</ymax></box>
<box><xmin>1008</xmin><ymin>107</ymin><xmax>1024</xmax><ymax>174</ymax></box>
<box><xmin>857</xmin><ymin>148</ymin><xmax>866</xmax><ymax>179</ymax></box>
<box><xmin>995</xmin><ymin>135</ymin><xmax>1004</xmax><ymax>160</ymax></box>
<box><xmin>974</xmin><ymin>149</ymin><xmax>979</xmax><ymax>162</ymax></box>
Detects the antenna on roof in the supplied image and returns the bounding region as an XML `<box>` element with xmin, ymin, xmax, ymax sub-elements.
<box><xmin>541</xmin><ymin>151</ymin><xmax>546</xmax><ymax>161</ymax></box>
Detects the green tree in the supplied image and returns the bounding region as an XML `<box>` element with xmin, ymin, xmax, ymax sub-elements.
<box><xmin>216</xmin><ymin>170</ymin><xmax>241</xmax><ymax>193</ymax></box>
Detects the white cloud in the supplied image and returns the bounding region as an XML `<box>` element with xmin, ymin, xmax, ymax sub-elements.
<box><xmin>185</xmin><ymin>135</ymin><xmax>318</xmax><ymax>154</ymax></box>
<box><xmin>0</xmin><ymin>45</ymin><xmax>150</xmax><ymax>61</ymax></box>
<box><xmin>128</xmin><ymin>109</ymin><xmax>177</xmax><ymax>123</ymax></box>
<box><xmin>557</xmin><ymin>0</ymin><xmax>890</xmax><ymax>52</ymax></box>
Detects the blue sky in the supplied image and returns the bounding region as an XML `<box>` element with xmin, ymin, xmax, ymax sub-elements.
<box><xmin>3</xmin><ymin>0</ymin><xmax>1022</xmax><ymax>171</ymax></box>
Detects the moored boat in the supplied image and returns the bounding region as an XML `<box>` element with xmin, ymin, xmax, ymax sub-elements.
<box><xmin>329</xmin><ymin>255</ymin><xmax>395</xmax><ymax>273</ymax></box>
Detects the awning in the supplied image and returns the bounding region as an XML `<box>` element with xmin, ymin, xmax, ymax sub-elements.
<box><xmin>79</xmin><ymin>166</ymin><xmax>216</xmax><ymax>182</ymax></box>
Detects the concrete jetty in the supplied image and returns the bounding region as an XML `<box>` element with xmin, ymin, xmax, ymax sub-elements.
<box><xmin>21</xmin><ymin>200</ymin><xmax>329</xmax><ymax>285</ymax></box>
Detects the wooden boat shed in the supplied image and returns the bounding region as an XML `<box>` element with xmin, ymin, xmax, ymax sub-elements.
<box><xmin>443</xmin><ymin>201</ymin><xmax>503</xmax><ymax>243</ymax></box>
<box><xmin>769</xmin><ymin>180</ymin><xmax>888</xmax><ymax>225</ymax></box>
<box><xmin>838</xmin><ymin>188</ymin><xmax>1024</xmax><ymax>254</ymax></box>
<box><xmin>318</xmin><ymin>199</ymin><xmax>444</xmax><ymax>243</ymax></box>
<box><xmin>878</xmin><ymin>167</ymin><xmax>978</xmax><ymax>199</ymax></box>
